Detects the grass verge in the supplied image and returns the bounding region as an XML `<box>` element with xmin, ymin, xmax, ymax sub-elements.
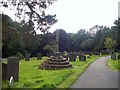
<box><xmin>2</xmin><ymin>55</ymin><xmax>100</xmax><ymax>88</ymax></box>
<box><xmin>107</xmin><ymin>55</ymin><xmax>120</xmax><ymax>71</ymax></box>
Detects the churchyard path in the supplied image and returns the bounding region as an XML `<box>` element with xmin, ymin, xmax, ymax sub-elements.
<box><xmin>70</xmin><ymin>56</ymin><xmax>119</xmax><ymax>88</ymax></box>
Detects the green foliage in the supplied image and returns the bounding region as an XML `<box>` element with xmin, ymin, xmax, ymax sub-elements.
<box><xmin>43</xmin><ymin>45</ymin><xmax>54</xmax><ymax>52</ymax></box>
<box><xmin>0</xmin><ymin>0</ymin><xmax>58</xmax><ymax>34</ymax></box>
<box><xmin>104</xmin><ymin>37</ymin><xmax>117</xmax><ymax>50</ymax></box>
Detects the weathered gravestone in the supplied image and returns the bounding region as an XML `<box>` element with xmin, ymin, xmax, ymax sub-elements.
<box><xmin>69</xmin><ymin>52</ymin><xmax>76</xmax><ymax>61</ymax></box>
<box><xmin>93</xmin><ymin>52</ymin><xmax>100</xmax><ymax>55</ymax></box>
<box><xmin>25</xmin><ymin>53</ymin><xmax>30</xmax><ymax>61</ymax></box>
<box><xmin>15</xmin><ymin>52</ymin><xmax>24</xmax><ymax>61</ymax></box>
<box><xmin>2</xmin><ymin>63</ymin><xmax>7</xmax><ymax>80</ymax></box>
<box><xmin>111</xmin><ymin>52</ymin><xmax>116</xmax><ymax>60</ymax></box>
<box><xmin>79</xmin><ymin>54</ymin><xmax>86</xmax><ymax>61</ymax></box>
<box><xmin>117</xmin><ymin>54</ymin><xmax>120</xmax><ymax>59</ymax></box>
<box><xmin>87</xmin><ymin>55</ymin><xmax>91</xmax><ymax>58</ymax></box>
<box><xmin>37</xmin><ymin>53</ymin><xmax>42</xmax><ymax>60</ymax></box>
<box><xmin>7</xmin><ymin>57</ymin><xmax>19</xmax><ymax>82</ymax></box>
<box><xmin>47</xmin><ymin>52</ymin><xmax>53</xmax><ymax>57</ymax></box>
<box><xmin>63</xmin><ymin>55</ymin><xmax>69</xmax><ymax>61</ymax></box>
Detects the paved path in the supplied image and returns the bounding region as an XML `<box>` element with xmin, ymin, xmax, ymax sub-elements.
<box><xmin>70</xmin><ymin>56</ymin><xmax>119</xmax><ymax>88</ymax></box>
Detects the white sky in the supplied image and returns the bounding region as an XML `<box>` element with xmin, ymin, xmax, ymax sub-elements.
<box><xmin>1</xmin><ymin>0</ymin><xmax>119</xmax><ymax>33</ymax></box>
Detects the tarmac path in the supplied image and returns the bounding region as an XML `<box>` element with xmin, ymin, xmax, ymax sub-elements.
<box><xmin>70</xmin><ymin>56</ymin><xmax>119</xmax><ymax>88</ymax></box>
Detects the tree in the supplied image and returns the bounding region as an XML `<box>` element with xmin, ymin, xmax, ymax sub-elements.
<box><xmin>2</xmin><ymin>14</ymin><xmax>22</xmax><ymax>57</ymax></box>
<box><xmin>104</xmin><ymin>37</ymin><xmax>117</xmax><ymax>51</ymax></box>
<box><xmin>0</xmin><ymin>0</ymin><xmax>58</xmax><ymax>34</ymax></box>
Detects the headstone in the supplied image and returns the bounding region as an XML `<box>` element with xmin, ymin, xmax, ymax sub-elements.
<box><xmin>2</xmin><ymin>63</ymin><xmax>7</xmax><ymax>80</ymax></box>
<box><xmin>117</xmin><ymin>54</ymin><xmax>120</xmax><ymax>59</ymax></box>
<box><xmin>69</xmin><ymin>52</ymin><xmax>76</xmax><ymax>61</ymax></box>
<box><xmin>87</xmin><ymin>55</ymin><xmax>91</xmax><ymax>58</ymax></box>
<box><xmin>89</xmin><ymin>52</ymin><xmax>92</xmax><ymax>56</ymax></box>
<box><xmin>15</xmin><ymin>52</ymin><xmax>24</xmax><ymax>61</ymax></box>
<box><xmin>37</xmin><ymin>53</ymin><xmax>42</xmax><ymax>60</ymax></box>
<box><xmin>63</xmin><ymin>55</ymin><xmax>69</xmax><ymax>61</ymax></box>
<box><xmin>79</xmin><ymin>54</ymin><xmax>86</xmax><ymax>61</ymax></box>
<box><xmin>111</xmin><ymin>52</ymin><xmax>116</xmax><ymax>60</ymax></box>
<box><xmin>7</xmin><ymin>57</ymin><xmax>19</xmax><ymax>82</ymax></box>
<box><xmin>25</xmin><ymin>53</ymin><xmax>30</xmax><ymax>61</ymax></box>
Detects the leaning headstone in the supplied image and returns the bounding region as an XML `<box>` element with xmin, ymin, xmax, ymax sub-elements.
<box><xmin>117</xmin><ymin>54</ymin><xmax>120</xmax><ymax>59</ymax></box>
<box><xmin>111</xmin><ymin>52</ymin><xmax>116</xmax><ymax>60</ymax></box>
<box><xmin>37</xmin><ymin>53</ymin><xmax>42</xmax><ymax>60</ymax></box>
<box><xmin>25</xmin><ymin>53</ymin><xmax>30</xmax><ymax>61</ymax></box>
<box><xmin>7</xmin><ymin>57</ymin><xmax>19</xmax><ymax>82</ymax></box>
<box><xmin>69</xmin><ymin>52</ymin><xmax>76</xmax><ymax>61</ymax></box>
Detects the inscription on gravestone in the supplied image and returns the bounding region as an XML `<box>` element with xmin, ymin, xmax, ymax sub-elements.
<box><xmin>7</xmin><ymin>57</ymin><xmax>19</xmax><ymax>82</ymax></box>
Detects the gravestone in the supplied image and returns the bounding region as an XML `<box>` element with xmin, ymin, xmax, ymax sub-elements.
<box><xmin>117</xmin><ymin>54</ymin><xmax>120</xmax><ymax>59</ymax></box>
<box><xmin>7</xmin><ymin>57</ymin><xmax>19</xmax><ymax>82</ymax></box>
<box><xmin>93</xmin><ymin>52</ymin><xmax>100</xmax><ymax>55</ymax></box>
<box><xmin>87</xmin><ymin>55</ymin><xmax>91</xmax><ymax>58</ymax></box>
<box><xmin>47</xmin><ymin>52</ymin><xmax>53</xmax><ymax>57</ymax></box>
<box><xmin>37</xmin><ymin>53</ymin><xmax>42</xmax><ymax>60</ymax></box>
<box><xmin>2</xmin><ymin>63</ymin><xmax>7</xmax><ymax>80</ymax></box>
<box><xmin>69</xmin><ymin>52</ymin><xmax>76</xmax><ymax>61</ymax></box>
<box><xmin>79</xmin><ymin>54</ymin><xmax>86</xmax><ymax>61</ymax></box>
<box><xmin>15</xmin><ymin>52</ymin><xmax>24</xmax><ymax>61</ymax></box>
<box><xmin>111</xmin><ymin>52</ymin><xmax>116</xmax><ymax>60</ymax></box>
<box><xmin>25</xmin><ymin>53</ymin><xmax>30</xmax><ymax>61</ymax></box>
<box><xmin>63</xmin><ymin>55</ymin><xmax>69</xmax><ymax>61</ymax></box>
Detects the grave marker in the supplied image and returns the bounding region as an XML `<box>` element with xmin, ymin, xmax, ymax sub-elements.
<box><xmin>37</xmin><ymin>53</ymin><xmax>42</xmax><ymax>60</ymax></box>
<box><xmin>25</xmin><ymin>53</ymin><xmax>30</xmax><ymax>61</ymax></box>
<box><xmin>111</xmin><ymin>52</ymin><xmax>116</xmax><ymax>60</ymax></box>
<box><xmin>7</xmin><ymin>57</ymin><xmax>19</xmax><ymax>82</ymax></box>
<box><xmin>69</xmin><ymin>52</ymin><xmax>76</xmax><ymax>61</ymax></box>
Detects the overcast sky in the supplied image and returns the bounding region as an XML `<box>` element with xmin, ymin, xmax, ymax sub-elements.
<box><xmin>2</xmin><ymin>0</ymin><xmax>119</xmax><ymax>33</ymax></box>
<box><xmin>46</xmin><ymin>0</ymin><xmax>119</xmax><ymax>33</ymax></box>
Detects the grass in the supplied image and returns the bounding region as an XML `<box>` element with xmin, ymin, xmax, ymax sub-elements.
<box><xmin>2</xmin><ymin>55</ymin><xmax>100</xmax><ymax>89</ymax></box>
<box><xmin>107</xmin><ymin>54</ymin><xmax>120</xmax><ymax>71</ymax></box>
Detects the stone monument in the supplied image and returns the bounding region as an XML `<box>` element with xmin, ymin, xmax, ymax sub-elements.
<box><xmin>40</xmin><ymin>30</ymin><xmax>72</xmax><ymax>69</ymax></box>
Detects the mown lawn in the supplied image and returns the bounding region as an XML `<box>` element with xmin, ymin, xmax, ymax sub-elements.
<box><xmin>2</xmin><ymin>55</ymin><xmax>100</xmax><ymax>89</ymax></box>
<box><xmin>107</xmin><ymin>54</ymin><xmax>120</xmax><ymax>71</ymax></box>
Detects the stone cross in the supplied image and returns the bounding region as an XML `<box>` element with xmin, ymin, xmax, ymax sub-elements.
<box><xmin>56</xmin><ymin>30</ymin><xmax>59</xmax><ymax>52</ymax></box>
